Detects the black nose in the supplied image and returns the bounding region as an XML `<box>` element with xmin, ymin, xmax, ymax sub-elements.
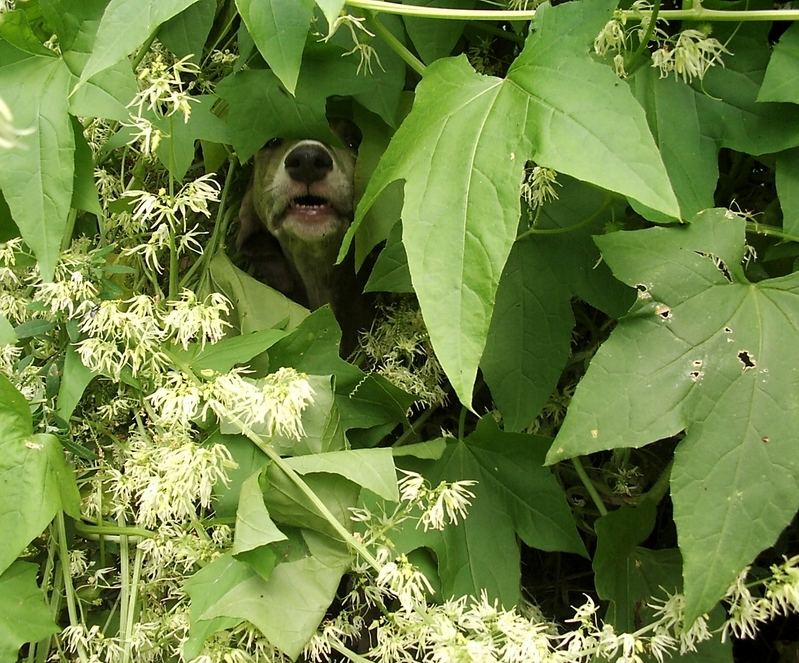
<box><xmin>284</xmin><ymin>144</ymin><xmax>333</xmax><ymax>184</ymax></box>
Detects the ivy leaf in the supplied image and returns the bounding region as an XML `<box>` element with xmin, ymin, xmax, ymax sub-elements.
<box><xmin>348</xmin><ymin>0</ymin><xmax>677</xmax><ymax>406</ymax></box>
<box><xmin>0</xmin><ymin>562</ymin><xmax>59</xmax><ymax>661</ymax></box>
<box><xmin>546</xmin><ymin>209</ymin><xmax>799</xmax><ymax>623</ymax></box>
<box><xmin>234</xmin><ymin>0</ymin><xmax>315</xmax><ymax>95</ymax></box>
<box><xmin>403</xmin><ymin>418</ymin><xmax>585</xmax><ymax>605</ymax></box>
<box><xmin>0</xmin><ymin>54</ymin><xmax>74</xmax><ymax>281</ymax></box>
<box><xmin>78</xmin><ymin>0</ymin><xmax>201</xmax><ymax>85</ymax></box>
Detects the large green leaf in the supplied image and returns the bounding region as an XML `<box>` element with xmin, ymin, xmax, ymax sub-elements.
<box><xmin>45</xmin><ymin>0</ymin><xmax>139</xmax><ymax>122</ymax></box>
<box><xmin>402</xmin><ymin>0</ymin><xmax>474</xmax><ymax>64</ymax></box>
<box><xmin>401</xmin><ymin>418</ymin><xmax>585</xmax><ymax>605</ymax></box>
<box><xmin>78</xmin><ymin>0</ymin><xmax>201</xmax><ymax>85</ymax></box>
<box><xmin>777</xmin><ymin>147</ymin><xmax>799</xmax><ymax>236</ymax></box>
<box><xmin>482</xmin><ymin>178</ymin><xmax>632</xmax><ymax>431</ymax></box>
<box><xmin>234</xmin><ymin>0</ymin><xmax>315</xmax><ymax>95</ymax></box>
<box><xmin>0</xmin><ymin>410</ymin><xmax>81</xmax><ymax>575</ymax></box>
<box><xmin>0</xmin><ymin>562</ymin><xmax>59</xmax><ymax>662</ymax></box>
<box><xmin>232</xmin><ymin>473</ymin><xmax>285</xmax><ymax>579</ymax></box>
<box><xmin>759</xmin><ymin>22</ymin><xmax>799</xmax><ymax>103</ymax></box>
<box><xmin>158</xmin><ymin>0</ymin><xmax>216</xmax><ymax>63</ymax></box>
<box><xmin>546</xmin><ymin>209</ymin><xmax>799</xmax><ymax>622</ymax></box>
<box><xmin>347</xmin><ymin>0</ymin><xmax>677</xmax><ymax>406</ymax></box>
<box><xmin>194</xmin><ymin>553</ymin><xmax>348</xmax><ymax>659</ymax></box>
<box><xmin>0</xmin><ymin>54</ymin><xmax>74</xmax><ymax>281</ymax></box>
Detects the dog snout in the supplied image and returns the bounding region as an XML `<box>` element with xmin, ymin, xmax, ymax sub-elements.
<box><xmin>284</xmin><ymin>143</ymin><xmax>334</xmax><ymax>184</ymax></box>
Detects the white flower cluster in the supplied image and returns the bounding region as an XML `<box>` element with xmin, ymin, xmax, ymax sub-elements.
<box><xmin>359</xmin><ymin>300</ymin><xmax>448</xmax><ymax>409</ymax></box>
<box><xmin>121</xmin><ymin>174</ymin><xmax>219</xmax><ymax>273</ymax></box>
<box><xmin>148</xmin><ymin>366</ymin><xmax>315</xmax><ymax>440</ymax></box>
<box><xmin>521</xmin><ymin>164</ymin><xmax>561</xmax><ymax>209</ymax></box>
<box><xmin>76</xmin><ymin>290</ymin><xmax>230</xmax><ymax>381</ymax></box>
<box><xmin>398</xmin><ymin>469</ymin><xmax>477</xmax><ymax>531</ymax></box>
<box><xmin>108</xmin><ymin>431</ymin><xmax>235</xmax><ymax>528</ymax></box>
<box><xmin>593</xmin><ymin>1</ymin><xmax>729</xmax><ymax>83</ymax></box>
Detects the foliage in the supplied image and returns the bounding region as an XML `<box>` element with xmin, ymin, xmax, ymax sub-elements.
<box><xmin>0</xmin><ymin>0</ymin><xmax>798</xmax><ymax>661</ymax></box>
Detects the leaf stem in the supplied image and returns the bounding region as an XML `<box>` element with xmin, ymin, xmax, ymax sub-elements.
<box><xmin>346</xmin><ymin>0</ymin><xmax>799</xmax><ymax>22</ymax></box>
<box><xmin>745</xmin><ymin>221</ymin><xmax>799</xmax><ymax>243</ymax></box>
<box><xmin>571</xmin><ymin>457</ymin><xmax>608</xmax><ymax>517</ymax></box>
<box><xmin>231</xmin><ymin>416</ymin><xmax>382</xmax><ymax>572</ymax></box>
<box><xmin>392</xmin><ymin>406</ymin><xmax>437</xmax><ymax>447</ymax></box>
<box><xmin>56</xmin><ymin>512</ymin><xmax>89</xmax><ymax>663</ymax></box>
<box><xmin>625</xmin><ymin>0</ymin><xmax>661</xmax><ymax>76</ymax></box>
<box><xmin>367</xmin><ymin>11</ymin><xmax>426</xmax><ymax>76</ymax></box>
<box><xmin>74</xmin><ymin>520</ymin><xmax>155</xmax><ymax>540</ymax></box>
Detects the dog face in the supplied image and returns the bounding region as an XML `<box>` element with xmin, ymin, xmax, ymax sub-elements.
<box><xmin>249</xmin><ymin>137</ymin><xmax>356</xmax><ymax>245</ymax></box>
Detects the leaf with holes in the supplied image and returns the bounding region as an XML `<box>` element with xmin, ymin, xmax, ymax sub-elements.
<box><xmin>345</xmin><ymin>0</ymin><xmax>677</xmax><ymax>407</ymax></box>
<box><xmin>546</xmin><ymin>209</ymin><xmax>799</xmax><ymax>623</ymax></box>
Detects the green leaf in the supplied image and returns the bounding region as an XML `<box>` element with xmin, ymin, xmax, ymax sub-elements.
<box><xmin>481</xmin><ymin>240</ymin><xmax>574</xmax><ymax>432</ymax></box>
<box><xmin>364</xmin><ymin>222</ymin><xmax>413</xmax><ymax>293</ymax></box>
<box><xmin>632</xmin><ymin>67</ymin><xmax>718</xmax><ymax>219</ymax></box>
<box><xmin>234</xmin><ymin>0</ymin><xmax>315</xmax><ymax>95</ymax></box>
<box><xmin>216</xmin><ymin>68</ymin><xmax>329</xmax><ymax>163</ymax></box>
<box><xmin>0</xmin><ymin>10</ymin><xmax>52</xmax><ymax>56</ymax></box>
<box><xmin>0</xmin><ymin>373</ymin><xmax>31</xmax><ymax>442</ymax></box>
<box><xmin>48</xmin><ymin>0</ymin><xmax>140</xmax><ymax>122</ymax></box>
<box><xmin>314</xmin><ymin>0</ymin><xmax>345</xmax><ymax>29</ymax></box>
<box><xmin>190</xmin><ymin>328</ymin><xmax>288</xmax><ymax>373</ymax></box>
<box><xmin>776</xmin><ymin>147</ymin><xmax>799</xmax><ymax>236</ymax></box>
<box><xmin>349</xmin><ymin>0</ymin><xmax>677</xmax><ymax>406</ymax></box>
<box><xmin>406</xmin><ymin>418</ymin><xmax>585</xmax><ymax>604</ymax></box>
<box><xmin>402</xmin><ymin>0</ymin><xmax>474</xmax><ymax>64</ymax></box>
<box><xmin>482</xmin><ymin>178</ymin><xmax>633</xmax><ymax>431</ymax></box>
<box><xmin>212</xmin><ymin>433</ymin><xmax>268</xmax><ymax>519</ymax></box>
<box><xmin>0</xmin><ymin>315</ymin><xmax>15</xmax><ymax>346</ymax></box>
<box><xmin>78</xmin><ymin>0</ymin><xmax>201</xmax><ymax>85</ymax></box>
<box><xmin>208</xmin><ymin>252</ymin><xmax>308</xmax><ymax>334</ymax></box>
<box><xmin>759</xmin><ymin>22</ymin><xmax>799</xmax><ymax>103</ymax></box>
<box><xmin>56</xmin><ymin>344</ymin><xmax>95</xmax><ymax>421</ymax></box>
<box><xmin>286</xmin><ymin>448</ymin><xmax>399</xmax><ymax>501</ymax></box>
<box><xmin>71</xmin><ymin>116</ymin><xmax>102</xmax><ymax>215</ymax></box>
<box><xmin>546</xmin><ymin>209</ymin><xmax>799</xmax><ymax>622</ymax></box>
<box><xmin>0</xmin><ymin>428</ymin><xmax>81</xmax><ymax>574</ymax></box>
<box><xmin>265</xmin><ymin>466</ymin><xmax>359</xmax><ymax>540</ymax></box>
<box><xmin>196</xmin><ymin>553</ymin><xmax>347</xmax><ymax>659</ymax></box>
<box><xmin>233</xmin><ymin>473</ymin><xmax>286</xmax><ymax>579</ymax></box>
<box><xmin>0</xmin><ymin>55</ymin><xmax>74</xmax><ymax>280</ymax></box>
<box><xmin>0</xmin><ymin>561</ymin><xmax>59</xmax><ymax>662</ymax></box>
<box><xmin>158</xmin><ymin>0</ymin><xmax>216</xmax><ymax>62</ymax></box>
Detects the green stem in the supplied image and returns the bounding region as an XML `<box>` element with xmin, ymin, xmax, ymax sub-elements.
<box><xmin>745</xmin><ymin>221</ymin><xmax>799</xmax><ymax>243</ymax></box>
<box><xmin>348</xmin><ymin>0</ymin><xmax>537</xmax><ymax>20</ymax></box>
<box><xmin>61</xmin><ymin>209</ymin><xmax>78</xmax><ymax>251</ymax></box>
<box><xmin>117</xmin><ymin>515</ymin><xmax>130</xmax><ymax>658</ymax></box>
<box><xmin>517</xmin><ymin>195</ymin><xmax>612</xmax><ymax>240</ymax></box>
<box><xmin>74</xmin><ymin>521</ymin><xmax>155</xmax><ymax>540</ymax></box>
<box><xmin>131</xmin><ymin>33</ymin><xmax>157</xmax><ymax>70</ymax></box>
<box><xmin>392</xmin><ymin>407</ymin><xmax>437</xmax><ymax>447</ymax></box>
<box><xmin>640</xmin><ymin>459</ymin><xmax>673</xmax><ymax>506</ymax></box>
<box><xmin>56</xmin><ymin>512</ymin><xmax>89</xmax><ymax>663</ymax></box>
<box><xmin>346</xmin><ymin>0</ymin><xmax>799</xmax><ymax>22</ymax></box>
<box><xmin>329</xmin><ymin>638</ymin><xmax>375</xmax><ymax>663</ymax></box>
<box><xmin>232</xmin><ymin>417</ymin><xmax>381</xmax><ymax>571</ymax></box>
<box><xmin>367</xmin><ymin>11</ymin><xmax>426</xmax><ymax>76</ymax></box>
<box><xmin>571</xmin><ymin>457</ymin><xmax>608</xmax><ymax>517</ymax></box>
<box><xmin>625</xmin><ymin>0</ymin><xmax>661</xmax><ymax>76</ymax></box>
<box><xmin>121</xmin><ymin>545</ymin><xmax>143</xmax><ymax>663</ymax></box>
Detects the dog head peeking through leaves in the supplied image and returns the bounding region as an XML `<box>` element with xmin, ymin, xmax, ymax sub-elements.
<box><xmin>237</xmin><ymin>120</ymin><xmax>368</xmax><ymax>348</ymax></box>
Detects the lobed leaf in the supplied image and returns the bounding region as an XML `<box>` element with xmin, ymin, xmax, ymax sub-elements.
<box><xmin>547</xmin><ymin>209</ymin><xmax>799</xmax><ymax>622</ymax></box>
<box><xmin>0</xmin><ymin>562</ymin><xmax>59</xmax><ymax>661</ymax></box>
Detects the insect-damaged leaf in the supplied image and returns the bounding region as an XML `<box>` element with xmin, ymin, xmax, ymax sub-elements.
<box><xmin>546</xmin><ymin>209</ymin><xmax>799</xmax><ymax>623</ymax></box>
<box><xmin>347</xmin><ymin>0</ymin><xmax>677</xmax><ymax>407</ymax></box>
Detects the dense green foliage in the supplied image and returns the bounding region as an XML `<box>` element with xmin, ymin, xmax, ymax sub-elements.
<box><xmin>0</xmin><ymin>0</ymin><xmax>798</xmax><ymax>661</ymax></box>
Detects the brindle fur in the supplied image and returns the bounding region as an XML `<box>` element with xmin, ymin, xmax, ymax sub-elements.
<box><xmin>237</xmin><ymin>136</ymin><xmax>369</xmax><ymax>350</ymax></box>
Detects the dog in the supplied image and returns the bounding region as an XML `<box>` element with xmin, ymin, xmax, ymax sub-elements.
<box><xmin>236</xmin><ymin>123</ymin><xmax>370</xmax><ymax>351</ymax></box>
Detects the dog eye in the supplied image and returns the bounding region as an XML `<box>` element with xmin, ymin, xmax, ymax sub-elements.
<box><xmin>264</xmin><ymin>138</ymin><xmax>284</xmax><ymax>149</ymax></box>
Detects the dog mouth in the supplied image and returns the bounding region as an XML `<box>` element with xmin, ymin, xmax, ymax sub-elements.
<box><xmin>284</xmin><ymin>194</ymin><xmax>337</xmax><ymax>221</ymax></box>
